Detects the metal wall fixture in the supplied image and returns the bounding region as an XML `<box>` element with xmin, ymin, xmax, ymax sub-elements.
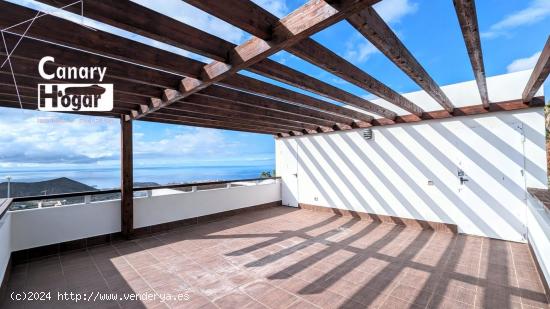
<box><xmin>363</xmin><ymin>128</ymin><xmax>373</xmax><ymax>140</ymax></box>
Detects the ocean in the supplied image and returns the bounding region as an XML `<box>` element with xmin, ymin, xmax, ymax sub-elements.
<box><xmin>0</xmin><ymin>164</ymin><xmax>275</xmax><ymax>189</ymax></box>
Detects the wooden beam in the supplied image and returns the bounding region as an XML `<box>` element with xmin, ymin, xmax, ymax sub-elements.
<box><xmin>0</xmin><ymin>94</ymin><xmax>542</xmax><ymax>135</ymax></box>
<box><xmin>0</xmin><ymin>80</ymin><xmax>299</xmax><ymax>134</ymax></box>
<box><xmin>278</xmin><ymin>97</ymin><xmax>545</xmax><ymax>135</ymax></box>
<box><xmin>0</xmin><ymin>69</ymin><xmax>158</xmax><ymax>106</ymax></box>
<box><xmin>187</xmin><ymin>0</ymin><xmax>417</xmax><ymax>115</ymax></box>
<box><xmin>347</xmin><ymin>7</ymin><xmax>455</xmax><ymax>113</ymax></box>
<box><xmin>0</xmin><ymin>74</ymin><xmax>147</xmax><ymax>109</ymax></box>
<box><xmin>183</xmin><ymin>0</ymin><xmax>398</xmax><ymax>118</ymax></box>
<box><xmin>0</xmin><ymin>67</ymin><xmax>330</xmax><ymax>131</ymax></box>
<box><xmin>140</xmin><ymin>117</ymin><xmax>281</xmax><ymax>135</ymax></box>
<box><xmin>120</xmin><ymin>116</ymin><xmax>133</xmax><ymax>239</ymax></box>
<box><xmin>0</xmin><ymin>1</ymin><xmax>203</xmax><ymax>77</ymax></box>
<box><xmin>0</xmin><ymin>47</ymin><xmax>346</xmax><ymax>127</ymax></box>
<box><xmin>183</xmin><ymin>95</ymin><xmax>335</xmax><ymax>129</ymax></box>
<box><xmin>0</xmin><ymin>56</ymin><xmax>164</xmax><ymax>99</ymax></box>
<box><xmin>34</xmin><ymin>0</ymin><xmax>234</xmax><ymax>62</ymax></box>
<box><xmin>453</xmin><ymin>0</ymin><xmax>490</xmax><ymax>108</ymax></box>
<box><xmin>133</xmin><ymin>0</ymin><xmax>382</xmax><ymax>119</ymax></box>
<box><xmin>523</xmin><ymin>36</ymin><xmax>550</xmax><ymax>103</ymax></box>
<box><xmin>154</xmin><ymin>103</ymin><xmax>315</xmax><ymax>132</ymax></box>
<box><xmin>0</xmin><ymin>67</ymin><xmax>336</xmax><ymax>131</ymax></box>
<box><xmin>19</xmin><ymin>1</ymin><xmax>373</xmax><ymax>125</ymax></box>
<box><xmin>289</xmin><ymin>40</ymin><xmax>422</xmax><ymax>115</ymax></box>
<box><xmin>0</xmin><ymin>88</ymin><xmax>310</xmax><ymax>134</ymax></box>
<box><xmin>0</xmin><ymin>53</ymin><xmax>328</xmax><ymax>129</ymax></box>
<box><xmin>142</xmin><ymin>114</ymin><xmax>283</xmax><ymax>135</ymax></box>
<box><xmin>221</xmin><ymin>74</ymin><xmax>371</xmax><ymax>124</ymax></box>
<box><xmin>0</xmin><ymin>90</ymin><xmax>136</xmax><ymax>117</ymax></box>
<box><xmin>200</xmin><ymin>85</ymin><xmax>351</xmax><ymax>125</ymax></box>
<box><xmin>381</xmin><ymin>97</ymin><xmax>545</xmax><ymax>125</ymax></box>
<box><xmin>0</xmin><ymin>38</ymin><xmax>183</xmax><ymax>88</ymax></box>
<box><xmin>251</xmin><ymin>60</ymin><xmax>390</xmax><ymax>118</ymax></box>
<box><xmin>141</xmin><ymin>118</ymin><xmax>282</xmax><ymax>135</ymax></box>
<box><xmin>181</xmin><ymin>0</ymin><xmax>273</xmax><ymax>40</ymax></box>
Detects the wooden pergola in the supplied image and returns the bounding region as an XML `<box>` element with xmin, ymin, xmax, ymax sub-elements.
<box><xmin>0</xmin><ymin>0</ymin><xmax>548</xmax><ymax>237</ymax></box>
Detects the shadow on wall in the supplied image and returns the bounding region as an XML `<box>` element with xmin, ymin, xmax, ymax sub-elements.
<box><xmin>279</xmin><ymin>110</ymin><xmax>547</xmax><ymax>241</ymax></box>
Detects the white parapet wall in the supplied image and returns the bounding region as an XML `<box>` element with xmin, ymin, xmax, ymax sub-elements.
<box><xmin>10</xmin><ymin>200</ymin><xmax>121</xmax><ymax>252</ymax></box>
<box><xmin>8</xmin><ymin>181</ymin><xmax>281</xmax><ymax>252</ymax></box>
<box><xmin>0</xmin><ymin>212</ymin><xmax>11</xmax><ymax>285</ymax></box>
<box><xmin>134</xmin><ymin>180</ymin><xmax>281</xmax><ymax>228</ymax></box>
<box><xmin>276</xmin><ymin>70</ymin><xmax>547</xmax><ymax>242</ymax></box>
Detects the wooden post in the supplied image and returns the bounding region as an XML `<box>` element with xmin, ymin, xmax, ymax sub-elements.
<box><xmin>121</xmin><ymin>116</ymin><xmax>133</xmax><ymax>238</ymax></box>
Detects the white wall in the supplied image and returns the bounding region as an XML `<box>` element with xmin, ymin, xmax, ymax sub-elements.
<box><xmin>276</xmin><ymin>71</ymin><xmax>547</xmax><ymax>242</ymax></box>
<box><xmin>0</xmin><ymin>213</ymin><xmax>11</xmax><ymax>285</ymax></box>
<box><xmin>10</xmin><ymin>200</ymin><xmax>120</xmax><ymax>251</ymax></box>
<box><xmin>134</xmin><ymin>182</ymin><xmax>280</xmax><ymax>228</ymax></box>
<box><xmin>8</xmin><ymin>182</ymin><xmax>281</xmax><ymax>251</ymax></box>
<box><xmin>527</xmin><ymin>194</ymin><xmax>550</xmax><ymax>288</ymax></box>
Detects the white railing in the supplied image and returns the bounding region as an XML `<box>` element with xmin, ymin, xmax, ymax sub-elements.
<box><xmin>9</xmin><ymin>177</ymin><xmax>280</xmax><ymax>210</ymax></box>
<box><xmin>6</xmin><ymin>178</ymin><xmax>281</xmax><ymax>252</ymax></box>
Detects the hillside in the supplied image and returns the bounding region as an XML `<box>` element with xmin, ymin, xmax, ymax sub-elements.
<box><xmin>0</xmin><ymin>177</ymin><xmax>98</xmax><ymax>198</ymax></box>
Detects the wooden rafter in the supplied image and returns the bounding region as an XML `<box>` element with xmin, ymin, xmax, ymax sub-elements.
<box><xmin>523</xmin><ymin>36</ymin><xmax>550</xmax><ymax>103</ymax></box>
<box><xmin>453</xmin><ymin>0</ymin><xmax>490</xmax><ymax>108</ymax></box>
<box><xmin>0</xmin><ymin>85</ymin><xmax>312</xmax><ymax>132</ymax></box>
<box><xmin>347</xmin><ymin>7</ymin><xmax>455</xmax><ymax>113</ymax></box>
<box><xmin>223</xmin><ymin>74</ymin><xmax>371</xmax><ymax>124</ymax></box>
<box><xmin>120</xmin><ymin>116</ymin><xmax>133</xmax><ymax>238</ymax></box>
<box><xmin>174</xmin><ymin>97</ymin><xmax>334</xmax><ymax>131</ymax></box>
<box><xmin>183</xmin><ymin>0</ymin><xmax>414</xmax><ymax>117</ymax></box>
<box><xmin>32</xmin><ymin>0</ymin><xmax>385</xmax><ymax>121</ymax></box>
<box><xmin>167</xmin><ymin>101</ymin><xmax>322</xmax><ymax>131</ymax></box>
<box><xmin>0</xmin><ymin>40</ymin><xmax>346</xmax><ymax>130</ymax></box>
<box><xmin>0</xmin><ymin>85</ymin><xmax>543</xmax><ymax>135</ymax></box>
<box><xmin>249</xmin><ymin>60</ymin><xmax>390</xmax><ymax>118</ymax></box>
<box><xmin>0</xmin><ymin>0</ymin><xmax>544</xmax><ymax>137</ymax></box>
<box><xmin>289</xmin><ymin>40</ymin><xmax>422</xmax><ymax>115</ymax></box>
<box><xmin>0</xmin><ymin>73</ymin><xmax>332</xmax><ymax>133</ymax></box>
<box><xmin>132</xmin><ymin>0</ymin><xmax>383</xmax><ymax>120</ymax></box>
<box><xmin>0</xmin><ymin>67</ymin><xmax>327</xmax><ymax>134</ymax></box>
<box><xmin>0</xmin><ymin>90</ymin><xmax>293</xmax><ymax>135</ymax></box>
<box><xmin>28</xmin><ymin>0</ymin><xmax>377</xmax><ymax>125</ymax></box>
<box><xmin>142</xmin><ymin>114</ymin><xmax>284</xmax><ymax>135</ymax></box>
<box><xmin>200</xmin><ymin>85</ymin><xmax>354</xmax><ymax>125</ymax></box>
<box><xmin>0</xmin><ymin>2</ymin><xmax>203</xmax><ymax>76</ymax></box>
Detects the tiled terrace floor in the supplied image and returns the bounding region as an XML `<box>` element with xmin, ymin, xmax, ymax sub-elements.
<box><xmin>2</xmin><ymin>206</ymin><xmax>549</xmax><ymax>308</ymax></box>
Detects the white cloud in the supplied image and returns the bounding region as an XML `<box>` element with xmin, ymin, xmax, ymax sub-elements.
<box><xmin>0</xmin><ymin>107</ymin><xmax>273</xmax><ymax>168</ymax></box>
<box><xmin>0</xmin><ymin>109</ymin><xmax>119</xmax><ymax>167</ymax></box>
<box><xmin>506</xmin><ymin>51</ymin><xmax>542</xmax><ymax>73</ymax></box>
<box><xmin>482</xmin><ymin>0</ymin><xmax>550</xmax><ymax>39</ymax></box>
<box><xmin>134</xmin><ymin>127</ymin><xmax>241</xmax><ymax>159</ymax></box>
<box><xmin>252</xmin><ymin>0</ymin><xmax>288</xmax><ymax>18</ymax></box>
<box><xmin>344</xmin><ymin>35</ymin><xmax>379</xmax><ymax>63</ymax></box>
<box><xmin>374</xmin><ymin>0</ymin><xmax>418</xmax><ymax>24</ymax></box>
<box><xmin>344</xmin><ymin>0</ymin><xmax>418</xmax><ymax>64</ymax></box>
<box><xmin>361</xmin><ymin>94</ymin><xmax>379</xmax><ymax>101</ymax></box>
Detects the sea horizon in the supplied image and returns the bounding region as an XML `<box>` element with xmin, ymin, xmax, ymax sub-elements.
<box><xmin>0</xmin><ymin>164</ymin><xmax>275</xmax><ymax>189</ymax></box>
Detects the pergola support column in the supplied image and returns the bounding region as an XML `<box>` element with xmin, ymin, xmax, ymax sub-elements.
<box><xmin>121</xmin><ymin>116</ymin><xmax>134</xmax><ymax>238</ymax></box>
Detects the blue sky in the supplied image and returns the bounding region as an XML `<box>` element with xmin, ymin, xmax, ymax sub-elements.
<box><xmin>0</xmin><ymin>0</ymin><xmax>548</xmax><ymax>170</ymax></box>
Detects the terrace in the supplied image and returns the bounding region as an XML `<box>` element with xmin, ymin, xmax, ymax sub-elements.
<box><xmin>0</xmin><ymin>0</ymin><xmax>549</xmax><ymax>308</ymax></box>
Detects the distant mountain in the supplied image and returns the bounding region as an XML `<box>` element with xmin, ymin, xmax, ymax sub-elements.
<box><xmin>134</xmin><ymin>182</ymin><xmax>160</xmax><ymax>188</ymax></box>
<box><xmin>0</xmin><ymin>177</ymin><xmax>98</xmax><ymax>198</ymax></box>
